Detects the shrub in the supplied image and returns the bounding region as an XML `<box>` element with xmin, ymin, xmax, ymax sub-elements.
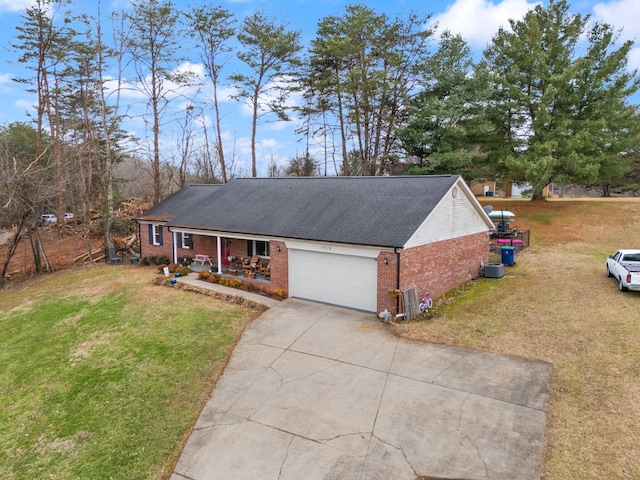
<box><xmin>169</xmin><ymin>264</ymin><xmax>191</xmax><ymax>276</ymax></box>
<box><xmin>273</xmin><ymin>289</ymin><xmax>285</xmax><ymax>300</ymax></box>
<box><xmin>142</xmin><ymin>255</ymin><xmax>170</xmax><ymax>266</ymax></box>
<box><xmin>198</xmin><ymin>271</ymin><xmax>210</xmax><ymax>281</ymax></box>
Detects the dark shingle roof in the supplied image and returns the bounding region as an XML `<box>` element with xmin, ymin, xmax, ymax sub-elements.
<box><xmin>140</xmin><ymin>176</ymin><xmax>462</xmax><ymax>248</ymax></box>
<box><xmin>136</xmin><ymin>184</ymin><xmax>222</xmax><ymax>221</ymax></box>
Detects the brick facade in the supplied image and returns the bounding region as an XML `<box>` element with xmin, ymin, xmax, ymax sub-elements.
<box><xmin>268</xmin><ymin>241</ymin><xmax>288</xmax><ymax>297</ymax></box>
<box><xmin>141</xmin><ymin>223</ymin><xmax>488</xmax><ymax>314</ymax></box>
<box><xmin>376</xmin><ymin>231</ymin><xmax>489</xmax><ymax>314</ymax></box>
<box><xmin>139</xmin><ymin>224</ymin><xmax>174</xmax><ymax>260</ymax></box>
<box><xmin>140</xmin><ymin>224</ymin><xmax>209</xmax><ymax>262</ymax></box>
<box><xmin>140</xmin><ymin>225</ymin><xmax>291</xmax><ymax>298</ymax></box>
<box><xmin>376</xmin><ymin>252</ymin><xmax>398</xmax><ymax>313</ymax></box>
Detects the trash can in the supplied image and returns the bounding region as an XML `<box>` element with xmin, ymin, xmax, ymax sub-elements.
<box><xmin>500</xmin><ymin>246</ymin><xmax>516</xmax><ymax>266</ymax></box>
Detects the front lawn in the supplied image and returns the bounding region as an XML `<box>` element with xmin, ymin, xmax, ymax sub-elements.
<box><xmin>0</xmin><ymin>266</ymin><xmax>259</xmax><ymax>480</ymax></box>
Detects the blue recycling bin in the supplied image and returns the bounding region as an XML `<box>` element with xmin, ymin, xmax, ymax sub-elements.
<box><xmin>500</xmin><ymin>246</ymin><xmax>516</xmax><ymax>266</ymax></box>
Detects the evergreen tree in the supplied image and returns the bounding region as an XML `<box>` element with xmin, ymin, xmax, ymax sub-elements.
<box><xmin>230</xmin><ymin>11</ymin><xmax>302</xmax><ymax>178</ymax></box>
<box><xmin>307</xmin><ymin>5</ymin><xmax>432</xmax><ymax>176</ymax></box>
<box><xmin>398</xmin><ymin>32</ymin><xmax>490</xmax><ymax>180</ymax></box>
<box><xmin>481</xmin><ymin>0</ymin><xmax>640</xmax><ymax>198</ymax></box>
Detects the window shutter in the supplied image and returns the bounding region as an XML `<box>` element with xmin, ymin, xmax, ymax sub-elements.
<box><xmin>247</xmin><ymin>240</ymin><xmax>253</xmax><ymax>257</ymax></box>
<box><xmin>148</xmin><ymin>224</ymin><xmax>153</xmax><ymax>245</ymax></box>
<box><xmin>158</xmin><ymin>226</ymin><xmax>163</xmax><ymax>246</ymax></box>
<box><xmin>176</xmin><ymin>233</ymin><xmax>183</xmax><ymax>249</ymax></box>
<box><xmin>186</xmin><ymin>234</ymin><xmax>193</xmax><ymax>249</ymax></box>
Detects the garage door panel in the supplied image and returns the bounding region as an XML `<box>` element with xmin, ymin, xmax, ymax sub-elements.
<box><xmin>290</xmin><ymin>249</ymin><xmax>377</xmax><ymax>312</ymax></box>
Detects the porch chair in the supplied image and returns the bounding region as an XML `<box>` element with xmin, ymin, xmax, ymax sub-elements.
<box><xmin>242</xmin><ymin>258</ymin><xmax>252</xmax><ymax>275</ymax></box>
<box><xmin>261</xmin><ymin>262</ymin><xmax>271</xmax><ymax>279</ymax></box>
<box><xmin>249</xmin><ymin>255</ymin><xmax>260</xmax><ymax>273</ymax></box>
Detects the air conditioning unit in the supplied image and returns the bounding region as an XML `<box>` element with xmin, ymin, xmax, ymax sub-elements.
<box><xmin>484</xmin><ymin>263</ymin><xmax>504</xmax><ymax>278</ymax></box>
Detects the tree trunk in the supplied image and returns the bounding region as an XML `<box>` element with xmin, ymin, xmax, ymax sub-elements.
<box><xmin>34</xmin><ymin>228</ymin><xmax>52</xmax><ymax>272</ymax></box>
<box><xmin>251</xmin><ymin>88</ymin><xmax>259</xmax><ymax>177</ymax></box>
<box><xmin>29</xmin><ymin>229</ymin><xmax>42</xmax><ymax>273</ymax></box>
<box><xmin>1</xmin><ymin>220</ymin><xmax>25</xmax><ymax>279</ymax></box>
<box><xmin>213</xmin><ymin>82</ymin><xmax>227</xmax><ymax>183</ymax></box>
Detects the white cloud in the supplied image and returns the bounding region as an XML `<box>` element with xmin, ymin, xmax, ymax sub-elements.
<box><xmin>260</xmin><ymin>138</ymin><xmax>279</xmax><ymax>149</ymax></box>
<box><xmin>628</xmin><ymin>47</ymin><xmax>640</xmax><ymax>71</ymax></box>
<box><xmin>0</xmin><ymin>73</ymin><xmax>15</xmax><ymax>94</ymax></box>
<box><xmin>431</xmin><ymin>0</ymin><xmax>539</xmax><ymax>48</ymax></box>
<box><xmin>0</xmin><ymin>0</ymin><xmax>33</xmax><ymax>13</ymax></box>
<box><xmin>174</xmin><ymin>61</ymin><xmax>205</xmax><ymax>80</ymax></box>
<box><xmin>592</xmin><ymin>0</ymin><xmax>640</xmax><ymax>70</ymax></box>
<box><xmin>14</xmin><ymin>98</ymin><xmax>33</xmax><ymax>111</ymax></box>
<box><xmin>593</xmin><ymin>0</ymin><xmax>640</xmax><ymax>41</ymax></box>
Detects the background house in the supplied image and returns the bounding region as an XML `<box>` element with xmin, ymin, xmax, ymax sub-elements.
<box><xmin>136</xmin><ymin>176</ymin><xmax>494</xmax><ymax>314</ymax></box>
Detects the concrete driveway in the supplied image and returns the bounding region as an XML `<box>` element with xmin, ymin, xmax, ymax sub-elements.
<box><xmin>170</xmin><ymin>299</ymin><xmax>552</xmax><ymax>480</ymax></box>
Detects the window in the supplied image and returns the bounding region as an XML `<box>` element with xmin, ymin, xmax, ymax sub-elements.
<box><xmin>178</xmin><ymin>233</ymin><xmax>193</xmax><ymax>250</ymax></box>
<box><xmin>247</xmin><ymin>240</ymin><xmax>270</xmax><ymax>257</ymax></box>
<box><xmin>149</xmin><ymin>224</ymin><xmax>163</xmax><ymax>246</ymax></box>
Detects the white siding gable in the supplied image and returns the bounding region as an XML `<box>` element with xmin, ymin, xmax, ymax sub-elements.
<box><xmin>404</xmin><ymin>179</ymin><xmax>492</xmax><ymax>248</ymax></box>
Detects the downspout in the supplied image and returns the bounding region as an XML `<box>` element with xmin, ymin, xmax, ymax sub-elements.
<box><xmin>395</xmin><ymin>247</ymin><xmax>402</xmax><ymax>314</ymax></box>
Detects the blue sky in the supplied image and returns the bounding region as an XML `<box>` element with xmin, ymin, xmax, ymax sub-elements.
<box><xmin>0</xmin><ymin>0</ymin><xmax>639</xmax><ymax>177</ymax></box>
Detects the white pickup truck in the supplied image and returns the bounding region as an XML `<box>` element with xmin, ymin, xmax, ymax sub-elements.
<box><xmin>606</xmin><ymin>250</ymin><xmax>640</xmax><ymax>292</ymax></box>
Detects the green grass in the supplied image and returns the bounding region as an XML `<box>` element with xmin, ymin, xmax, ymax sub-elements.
<box><xmin>0</xmin><ymin>266</ymin><xmax>255</xmax><ymax>480</ymax></box>
<box><xmin>523</xmin><ymin>211</ymin><xmax>557</xmax><ymax>225</ymax></box>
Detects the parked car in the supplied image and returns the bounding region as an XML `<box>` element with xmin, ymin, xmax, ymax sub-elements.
<box><xmin>606</xmin><ymin>250</ymin><xmax>640</xmax><ymax>292</ymax></box>
<box><xmin>39</xmin><ymin>213</ymin><xmax>74</xmax><ymax>225</ymax></box>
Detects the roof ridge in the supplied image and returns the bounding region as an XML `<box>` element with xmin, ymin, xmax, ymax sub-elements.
<box><xmin>231</xmin><ymin>175</ymin><xmax>456</xmax><ymax>181</ymax></box>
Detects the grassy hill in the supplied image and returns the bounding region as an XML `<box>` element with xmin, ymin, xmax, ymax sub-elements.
<box><xmin>0</xmin><ymin>266</ymin><xmax>262</xmax><ymax>480</ymax></box>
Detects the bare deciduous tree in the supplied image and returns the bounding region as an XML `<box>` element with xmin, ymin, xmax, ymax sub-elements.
<box><xmin>124</xmin><ymin>0</ymin><xmax>189</xmax><ymax>203</ymax></box>
<box><xmin>184</xmin><ymin>5</ymin><xmax>235</xmax><ymax>184</ymax></box>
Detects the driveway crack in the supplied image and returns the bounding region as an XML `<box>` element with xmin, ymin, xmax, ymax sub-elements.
<box><xmin>457</xmin><ymin>393</ymin><xmax>490</xmax><ymax>479</ymax></box>
<box><xmin>277</xmin><ymin>436</ymin><xmax>295</xmax><ymax>479</ymax></box>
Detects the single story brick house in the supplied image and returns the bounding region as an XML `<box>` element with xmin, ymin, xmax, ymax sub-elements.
<box><xmin>135</xmin><ymin>175</ymin><xmax>494</xmax><ymax>313</ymax></box>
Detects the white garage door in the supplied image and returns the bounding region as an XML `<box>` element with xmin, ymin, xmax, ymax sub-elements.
<box><xmin>289</xmin><ymin>249</ymin><xmax>378</xmax><ymax>312</ymax></box>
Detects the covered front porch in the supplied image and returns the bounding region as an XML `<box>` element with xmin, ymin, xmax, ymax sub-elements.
<box><xmin>172</xmin><ymin>229</ymin><xmax>272</xmax><ymax>268</ymax></box>
<box><xmin>187</xmin><ymin>261</ymin><xmax>272</xmax><ymax>284</ymax></box>
<box><xmin>169</xmin><ymin>229</ymin><xmax>284</xmax><ymax>295</ymax></box>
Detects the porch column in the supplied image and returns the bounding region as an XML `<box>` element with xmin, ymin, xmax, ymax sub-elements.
<box><xmin>172</xmin><ymin>231</ymin><xmax>178</xmax><ymax>264</ymax></box>
<box><xmin>216</xmin><ymin>236</ymin><xmax>223</xmax><ymax>274</ymax></box>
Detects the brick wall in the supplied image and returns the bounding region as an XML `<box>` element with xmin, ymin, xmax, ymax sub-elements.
<box><xmin>140</xmin><ymin>226</ymin><xmax>220</xmax><ymax>263</ymax></box>
<box><xmin>215</xmin><ymin>237</ymin><xmax>289</xmax><ymax>298</ymax></box>
<box><xmin>194</xmin><ymin>235</ymin><xmax>219</xmax><ymax>260</ymax></box>
<box><xmin>268</xmin><ymin>241</ymin><xmax>288</xmax><ymax>297</ymax></box>
<box><xmin>376</xmin><ymin>232</ymin><xmax>489</xmax><ymax>313</ymax></box>
<box><xmin>139</xmin><ymin>224</ymin><xmax>174</xmax><ymax>261</ymax></box>
<box><xmin>400</xmin><ymin>231</ymin><xmax>489</xmax><ymax>300</ymax></box>
<box><xmin>377</xmin><ymin>252</ymin><xmax>398</xmax><ymax>313</ymax></box>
